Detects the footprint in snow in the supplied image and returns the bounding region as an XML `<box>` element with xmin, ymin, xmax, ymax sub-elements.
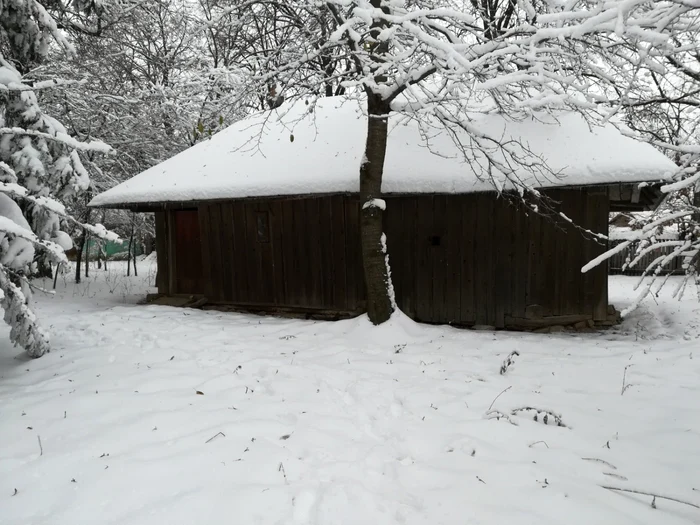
<box><xmin>511</xmin><ymin>407</ymin><xmax>567</xmax><ymax>428</ymax></box>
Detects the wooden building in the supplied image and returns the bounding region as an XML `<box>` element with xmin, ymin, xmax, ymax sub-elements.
<box><xmin>90</xmin><ymin>97</ymin><xmax>675</xmax><ymax>329</ymax></box>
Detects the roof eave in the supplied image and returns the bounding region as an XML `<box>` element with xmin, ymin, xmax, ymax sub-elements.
<box><xmin>89</xmin><ymin>180</ymin><xmax>669</xmax><ymax>213</ymax></box>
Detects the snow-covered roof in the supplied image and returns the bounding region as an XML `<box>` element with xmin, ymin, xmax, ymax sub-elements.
<box><xmin>609</xmin><ymin>226</ymin><xmax>680</xmax><ymax>241</ymax></box>
<box><xmin>90</xmin><ymin>97</ymin><xmax>677</xmax><ymax>207</ymax></box>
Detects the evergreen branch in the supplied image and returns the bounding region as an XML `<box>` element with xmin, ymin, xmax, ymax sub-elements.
<box><xmin>0</xmin><ymin>183</ymin><xmax>118</xmax><ymax>242</ymax></box>
<box><xmin>0</xmin><ymin>128</ymin><xmax>111</xmax><ymax>153</ymax></box>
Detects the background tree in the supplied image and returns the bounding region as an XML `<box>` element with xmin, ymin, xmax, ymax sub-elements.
<box><xmin>32</xmin><ymin>0</ymin><xmax>249</xmax><ymax>274</ymax></box>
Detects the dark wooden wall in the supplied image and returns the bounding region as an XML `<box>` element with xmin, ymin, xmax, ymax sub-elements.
<box><xmin>384</xmin><ymin>189</ymin><xmax>609</xmax><ymax>326</ymax></box>
<box><xmin>195</xmin><ymin>196</ymin><xmax>364</xmax><ymax>313</ymax></box>
<box><xmin>156</xmin><ymin>188</ymin><xmax>609</xmax><ymax>326</ymax></box>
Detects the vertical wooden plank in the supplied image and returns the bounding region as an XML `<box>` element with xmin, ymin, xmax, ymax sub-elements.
<box><xmin>344</xmin><ymin>195</ymin><xmax>364</xmax><ymax>311</ymax></box>
<box><xmin>167</xmin><ymin>210</ymin><xmax>177</xmax><ymax>295</ymax></box>
<box><xmin>492</xmin><ymin>197</ymin><xmax>503</xmax><ymax>328</ymax></box>
<box><xmin>512</xmin><ymin>199</ymin><xmax>527</xmax><ymax>320</ymax></box>
<box><xmin>469</xmin><ymin>195</ymin><xmax>481</xmax><ymax>325</ymax></box>
<box><xmin>459</xmin><ymin>195</ymin><xmax>476</xmax><ymax>325</ymax></box>
<box><xmin>243</xmin><ymin>201</ymin><xmax>263</xmax><ymax>304</ymax></box>
<box><xmin>441</xmin><ymin>196</ymin><xmax>461</xmax><ymax>324</ymax></box>
<box><xmin>537</xmin><ymin>190</ymin><xmax>554</xmax><ymax>316</ymax></box>
<box><xmin>558</xmin><ymin>189</ymin><xmax>573</xmax><ymax>316</ymax></box>
<box><xmin>540</xmin><ymin>193</ymin><xmax>558</xmax><ymax>316</ymax></box>
<box><xmin>414</xmin><ymin>196</ymin><xmax>434</xmax><ymax>322</ymax></box>
<box><xmin>196</xmin><ymin>205</ymin><xmax>213</xmax><ymax>298</ymax></box>
<box><xmin>283</xmin><ymin>199</ymin><xmax>303</xmax><ymax>307</ymax></box>
<box><xmin>291</xmin><ymin>198</ymin><xmax>310</xmax><ymax>307</ymax></box>
<box><xmin>533</xmin><ymin>190</ymin><xmax>553</xmax><ymax>317</ymax></box>
<box><xmin>227</xmin><ymin>203</ymin><xmax>238</xmax><ymax>302</ymax></box>
<box><xmin>574</xmin><ymin>189</ymin><xmax>589</xmax><ymax>316</ymax></box>
<box><xmin>485</xmin><ymin>195</ymin><xmax>497</xmax><ymax>326</ymax></box>
<box><xmin>205</xmin><ymin>204</ymin><xmax>224</xmax><ymax>301</ymax></box>
<box><xmin>254</xmin><ymin>201</ymin><xmax>275</xmax><ymax>304</ymax></box>
<box><xmin>329</xmin><ymin>195</ymin><xmax>348</xmax><ymax>311</ymax></box>
<box><xmin>525</xmin><ymin>197</ymin><xmax>543</xmax><ymax>315</ymax></box>
<box><xmin>581</xmin><ymin>189</ymin><xmax>599</xmax><ymax>314</ymax></box>
<box><xmin>231</xmin><ymin>201</ymin><xmax>250</xmax><ymax>303</ymax></box>
<box><xmin>400</xmin><ymin>197</ymin><xmax>417</xmax><ymax>319</ymax></box>
<box><xmin>559</xmin><ymin>189</ymin><xmax>582</xmax><ymax>315</ymax></box>
<box><xmin>317</xmin><ymin>197</ymin><xmax>333</xmax><ymax>308</ymax></box>
<box><xmin>354</xmin><ymin>197</ymin><xmax>367</xmax><ymax>309</ymax></box>
<box><xmin>472</xmin><ymin>194</ymin><xmax>489</xmax><ymax>325</ymax></box>
<box><xmin>593</xmin><ymin>191</ymin><xmax>610</xmax><ymax>321</ymax></box>
<box><xmin>545</xmin><ymin>190</ymin><xmax>564</xmax><ymax>316</ymax></box>
<box><xmin>217</xmin><ymin>202</ymin><xmax>235</xmax><ymax>302</ymax></box>
<box><xmin>215</xmin><ymin>202</ymin><xmax>230</xmax><ymax>302</ymax></box>
<box><xmin>493</xmin><ymin>197</ymin><xmax>512</xmax><ymax>329</ymax></box>
<box><xmin>172</xmin><ymin>209</ymin><xmax>204</xmax><ymax>294</ymax></box>
<box><xmin>269</xmin><ymin>200</ymin><xmax>287</xmax><ymax>305</ymax></box>
<box><xmin>431</xmin><ymin>195</ymin><xmax>449</xmax><ymax>324</ymax></box>
<box><xmin>304</xmin><ymin>197</ymin><xmax>323</xmax><ymax>308</ymax></box>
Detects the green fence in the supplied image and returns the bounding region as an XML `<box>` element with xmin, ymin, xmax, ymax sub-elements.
<box><xmin>87</xmin><ymin>240</ymin><xmax>144</xmax><ymax>259</ymax></box>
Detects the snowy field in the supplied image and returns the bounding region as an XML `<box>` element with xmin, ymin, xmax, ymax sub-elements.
<box><xmin>1</xmin><ymin>260</ymin><xmax>699</xmax><ymax>525</ymax></box>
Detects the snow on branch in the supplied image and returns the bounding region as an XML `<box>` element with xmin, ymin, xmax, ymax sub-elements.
<box><xmin>0</xmin><ymin>78</ymin><xmax>85</xmax><ymax>92</ymax></box>
<box><xmin>0</xmin><ymin>216</ymin><xmax>67</xmax><ymax>265</ymax></box>
<box><xmin>0</xmin><ymin>128</ymin><xmax>111</xmax><ymax>153</ymax></box>
<box><xmin>0</xmin><ymin>266</ymin><xmax>50</xmax><ymax>358</ymax></box>
<box><xmin>0</xmin><ymin>183</ymin><xmax>118</xmax><ymax>242</ymax></box>
<box><xmin>582</xmin><ymin>210</ymin><xmax>696</xmax><ymax>274</ymax></box>
<box><xmin>661</xmin><ymin>171</ymin><xmax>700</xmax><ymax>193</ymax></box>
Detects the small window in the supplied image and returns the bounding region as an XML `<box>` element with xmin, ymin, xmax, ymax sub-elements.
<box><xmin>256</xmin><ymin>211</ymin><xmax>270</xmax><ymax>243</ymax></box>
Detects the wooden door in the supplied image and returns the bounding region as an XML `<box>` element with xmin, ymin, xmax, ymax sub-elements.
<box><xmin>174</xmin><ymin>210</ymin><xmax>203</xmax><ymax>294</ymax></box>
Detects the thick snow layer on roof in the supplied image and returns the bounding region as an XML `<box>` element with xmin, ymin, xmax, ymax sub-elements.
<box><xmin>90</xmin><ymin>97</ymin><xmax>677</xmax><ymax>207</ymax></box>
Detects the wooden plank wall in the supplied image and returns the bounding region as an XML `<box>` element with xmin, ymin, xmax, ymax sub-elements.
<box><xmin>384</xmin><ymin>189</ymin><xmax>609</xmax><ymax>326</ymax></box>
<box><xmin>165</xmin><ymin>189</ymin><xmax>608</xmax><ymax>325</ymax></box>
<box><xmin>173</xmin><ymin>210</ymin><xmax>204</xmax><ymax>294</ymax></box>
<box><xmin>196</xmin><ymin>196</ymin><xmax>365</xmax><ymax>313</ymax></box>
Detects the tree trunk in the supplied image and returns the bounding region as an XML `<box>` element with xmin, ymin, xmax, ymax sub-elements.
<box><xmin>359</xmin><ymin>94</ymin><xmax>394</xmax><ymax>324</ymax></box>
<box><xmin>53</xmin><ymin>263</ymin><xmax>60</xmax><ymax>290</ymax></box>
<box><xmin>75</xmin><ymin>207</ymin><xmax>91</xmax><ymax>284</ymax></box>
<box><xmin>84</xmin><ymin>236</ymin><xmax>89</xmax><ymax>278</ymax></box>
<box><xmin>127</xmin><ymin>221</ymin><xmax>134</xmax><ymax>277</ymax></box>
<box><xmin>133</xmin><ymin>231</ymin><xmax>138</xmax><ymax>277</ymax></box>
<box><xmin>75</xmin><ymin>229</ymin><xmax>87</xmax><ymax>284</ymax></box>
<box><xmin>36</xmin><ymin>255</ymin><xmax>53</xmax><ymax>279</ymax></box>
<box><xmin>98</xmin><ymin>210</ymin><xmax>106</xmax><ymax>270</ymax></box>
<box><xmin>694</xmin><ymin>183</ymin><xmax>700</xmax><ymax>278</ymax></box>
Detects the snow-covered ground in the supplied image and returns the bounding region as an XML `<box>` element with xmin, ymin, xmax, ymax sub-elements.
<box><xmin>1</xmin><ymin>261</ymin><xmax>699</xmax><ymax>525</ymax></box>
